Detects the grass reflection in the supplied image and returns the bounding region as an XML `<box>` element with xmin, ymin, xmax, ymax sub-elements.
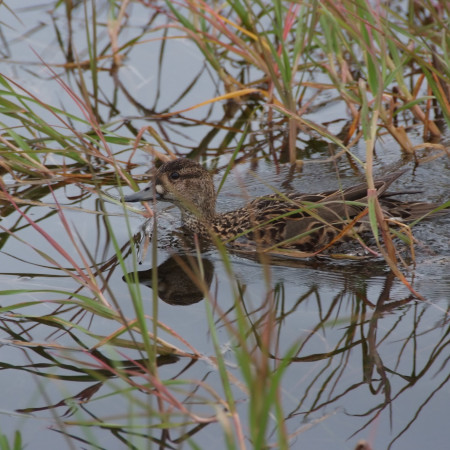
<box><xmin>1</xmin><ymin>252</ymin><xmax>448</xmax><ymax>448</ymax></box>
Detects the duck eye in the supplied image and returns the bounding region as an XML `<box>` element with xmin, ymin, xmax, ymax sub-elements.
<box><xmin>170</xmin><ymin>172</ymin><xmax>180</xmax><ymax>180</ymax></box>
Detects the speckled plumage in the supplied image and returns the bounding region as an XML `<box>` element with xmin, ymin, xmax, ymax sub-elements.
<box><xmin>124</xmin><ymin>158</ymin><xmax>443</xmax><ymax>252</ymax></box>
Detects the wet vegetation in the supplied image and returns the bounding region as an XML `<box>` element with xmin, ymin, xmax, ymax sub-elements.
<box><xmin>0</xmin><ymin>1</ymin><xmax>449</xmax><ymax>449</ymax></box>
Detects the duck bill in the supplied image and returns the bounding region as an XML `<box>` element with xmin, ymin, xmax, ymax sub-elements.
<box><xmin>123</xmin><ymin>184</ymin><xmax>153</xmax><ymax>202</ymax></box>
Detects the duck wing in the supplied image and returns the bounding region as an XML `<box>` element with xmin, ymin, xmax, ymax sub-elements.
<box><xmin>239</xmin><ymin>171</ymin><xmax>407</xmax><ymax>250</ymax></box>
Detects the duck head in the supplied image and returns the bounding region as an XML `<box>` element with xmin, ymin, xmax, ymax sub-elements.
<box><xmin>124</xmin><ymin>158</ymin><xmax>217</xmax><ymax>220</ymax></box>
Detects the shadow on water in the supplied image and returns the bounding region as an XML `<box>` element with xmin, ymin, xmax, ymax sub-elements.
<box><xmin>124</xmin><ymin>254</ymin><xmax>215</xmax><ymax>306</ymax></box>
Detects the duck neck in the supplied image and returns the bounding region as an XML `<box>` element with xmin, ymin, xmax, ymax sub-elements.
<box><xmin>178</xmin><ymin>187</ymin><xmax>217</xmax><ymax>235</ymax></box>
<box><xmin>181</xmin><ymin>209</ymin><xmax>215</xmax><ymax>236</ymax></box>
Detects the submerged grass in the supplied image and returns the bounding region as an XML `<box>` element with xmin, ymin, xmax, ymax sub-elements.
<box><xmin>0</xmin><ymin>0</ymin><xmax>449</xmax><ymax>448</ymax></box>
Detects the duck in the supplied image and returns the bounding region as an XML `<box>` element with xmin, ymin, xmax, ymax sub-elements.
<box><xmin>123</xmin><ymin>158</ymin><xmax>444</xmax><ymax>253</ymax></box>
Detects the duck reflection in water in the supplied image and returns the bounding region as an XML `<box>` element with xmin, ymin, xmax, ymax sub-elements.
<box><xmin>123</xmin><ymin>255</ymin><xmax>214</xmax><ymax>306</ymax></box>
